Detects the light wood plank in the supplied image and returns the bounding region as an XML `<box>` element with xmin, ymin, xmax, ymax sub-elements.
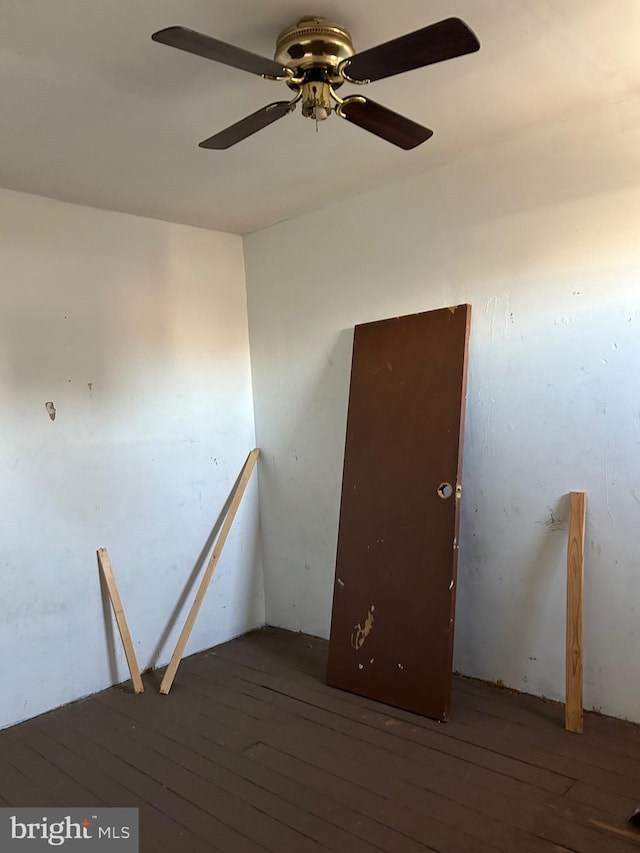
<box><xmin>97</xmin><ymin>547</ymin><xmax>144</xmax><ymax>694</ymax></box>
<box><xmin>566</xmin><ymin>491</ymin><xmax>587</xmax><ymax>733</ymax></box>
<box><xmin>159</xmin><ymin>448</ymin><xmax>260</xmax><ymax>695</ymax></box>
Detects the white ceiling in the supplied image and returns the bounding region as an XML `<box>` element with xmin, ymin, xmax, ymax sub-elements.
<box><xmin>0</xmin><ymin>1</ymin><xmax>638</xmax><ymax>234</ymax></box>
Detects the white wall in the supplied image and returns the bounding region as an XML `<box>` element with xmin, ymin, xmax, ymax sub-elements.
<box><xmin>244</xmin><ymin>98</ymin><xmax>640</xmax><ymax>722</ymax></box>
<box><xmin>0</xmin><ymin>189</ymin><xmax>264</xmax><ymax>729</ymax></box>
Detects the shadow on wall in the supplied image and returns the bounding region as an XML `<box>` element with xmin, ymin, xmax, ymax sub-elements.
<box><xmin>457</xmin><ymin>492</ymin><xmax>570</xmax><ymax>679</ymax></box>
<box><xmin>259</xmin><ymin>327</ymin><xmax>354</xmax><ymax>633</ymax></box>
<box><xmin>93</xmin><ymin>447</ymin><xmax>263</xmax><ymax>686</ymax></box>
<box><xmin>143</xmin><ymin>464</ymin><xmax>245</xmax><ymax>672</ymax></box>
<box><xmin>512</xmin><ymin>493</ymin><xmax>570</xmax><ymax>664</ymax></box>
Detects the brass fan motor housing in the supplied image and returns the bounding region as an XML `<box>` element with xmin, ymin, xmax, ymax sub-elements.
<box><xmin>274</xmin><ymin>16</ymin><xmax>355</xmax><ymax>86</ymax></box>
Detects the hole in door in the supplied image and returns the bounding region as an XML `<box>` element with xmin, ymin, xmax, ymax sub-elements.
<box><xmin>437</xmin><ymin>482</ymin><xmax>453</xmax><ymax>499</ymax></box>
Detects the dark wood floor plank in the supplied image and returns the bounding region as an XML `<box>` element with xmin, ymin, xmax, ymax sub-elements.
<box><xmin>36</xmin><ymin>714</ymin><xmax>232</xmax><ymax>853</ymax></box>
<box><xmin>185</xmin><ymin>651</ymin><xmax>573</xmax><ymax>794</ymax></box>
<box><xmin>0</xmin><ymin>759</ymin><xmax>61</xmax><ymax>806</ymax></box>
<box><xmin>246</xmin><ymin>741</ymin><xmax>496</xmax><ymax>853</ymax></box>
<box><xmin>255</xmin><ymin>677</ymin><xmax>639</xmax><ymax>845</ymax></box>
<box><xmin>202</xmin><ymin>678</ymin><xmax>612</xmax><ymax>852</ymax></box>
<box><xmin>452</xmin><ymin>680</ymin><xmax>640</xmax><ymax>768</ymax></box>
<box><xmin>97</xmin><ymin>688</ymin><xmax>386</xmax><ymax>853</ymax></box>
<box><xmin>161</xmin><ymin>676</ymin><xmax>492</xmax><ymax>853</ymax></box>
<box><xmin>174</xmin><ymin>669</ymin><xmax>638</xmax><ymax>853</ymax></box>
<box><xmin>104</xmin><ymin>684</ymin><xmax>504</xmax><ymax>849</ymax></box>
<box><xmin>23</xmin><ymin>723</ymin><xmax>202</xmax><ymax>853</ymax></box>
<box><xmin>190</xmin><ymin>636</ymin><xmax>633</xmax><ymax>849</ymax></box>
<box><xmin>2</xmin><ymin>735</ymin><xmax>105</xmax><ymax>807</ymax></box>
<box><xmin>61</xmin><ymin>700</ymin><xmax>324</xmax><ymax>853</ymax></box>
<box><xmin>448</xmin><ymin>702</ymin><xmax>640</xmax><ymax>777</ymax></box>
<box><xmin>169</xmin><ymin>672</ymin><xmax>559</xmax><ymax>853</ymax></box>
<box><xmin>2</xmin><ymin>627</ymin><xmax>640</xmax><ymax>853</ymax></box>
<box><xmin>237</xmin><ymin>629</ymin><xmax>640</xmax><ymax>757</ymax></box>
<box><xmin>180</xmin><ymin>663</ymin><xmax>564</xmax><ymax>807</ymax></box>
<box><xmin>209</xmin><ymin>640</ymin><xmax>640</xmax><ymax>801</ymax></box>
<box><xmin>237</xmin><ymin>639</ymin><xmax>639</xmax><ymax>781</ymax></box>
<box><xmin>454</xmin><ymin>674</ymin><xmax>640</xmax><ymax>739</ymax></box>
<box><xmin>566</xmin><ymin>780</ymin><xmax>640</xmax><ymax>820</ymax></box>
<box><xmin>93</xmin><ymin>690</ymin><xmax>379</xmax><ymax>853</ymax></box>
<box><xmin>224</xmin><ymin>632</ymin><xmax>327</xmax><ymax>679</ymax></box>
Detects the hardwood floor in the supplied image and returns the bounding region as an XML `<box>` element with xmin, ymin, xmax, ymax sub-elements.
<box><xmin>1</xmin><ymin>627</ymin><xmax>639</xmax><ymax>852</ymax></box>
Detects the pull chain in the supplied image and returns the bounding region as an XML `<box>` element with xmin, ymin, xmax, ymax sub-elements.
<box><xmin>313</xmin><ymin>85</ymin><xmax>319</xmax><ymax>132</ymax></box>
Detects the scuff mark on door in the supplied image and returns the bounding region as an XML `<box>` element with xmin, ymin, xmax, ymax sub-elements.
<box><xmin>351</xmin><ymin>605</ymin><xmax>375</xmax><ymax>650</ymax></box>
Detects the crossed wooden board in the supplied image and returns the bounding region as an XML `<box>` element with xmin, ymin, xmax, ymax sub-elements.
<box><xmin>97</xmin><ymin>448</ymin><xmax>260</xmax><ymax>696</ymax></box>
<box><xmin>99</xmin><ymin>453</ymin><xmax>587</xmax><ymax>729</ymax></box>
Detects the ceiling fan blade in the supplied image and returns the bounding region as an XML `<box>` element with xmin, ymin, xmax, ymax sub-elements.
<box><xmin>199</xmin><ymin>101</ymin><xmax>294</xmax><ymax>149</ymax></box>
<box><xmin>339</xmin><ymin>99</ymin><xmax>433</xmax><ymax>150</ymax></box>
<box><xmin>344</xmin><ymin>17</ymin><xmax>480</xmax><ymax>83</ymax></box>
<box><xmin>151</xmin><ymin>26</ymin><xmax>290</xmax><ymax>78</ymax></box>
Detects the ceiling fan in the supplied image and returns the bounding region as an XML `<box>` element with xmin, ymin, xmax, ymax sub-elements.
<box><xmin>151</xmin><ymin>15</ymin><xmax>480</xmax><ymax>150</ymax></box>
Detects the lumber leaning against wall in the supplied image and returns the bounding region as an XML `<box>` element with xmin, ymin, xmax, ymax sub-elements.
<box><xmin>97</xmin><ymin>547</ymin><xmax>144</xmax><ymax>695</ymax></box>
<box><xmin>160</xmin><ymin>448</ymin><xmax>261</xmax><ymax>695</ymax></box>
<box><xmin>566</xmin><ymin>492</ymin><xmax>586</xmax><ymax>734</ymax></box>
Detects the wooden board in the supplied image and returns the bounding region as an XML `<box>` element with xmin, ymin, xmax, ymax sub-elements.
<box><xmin>97</xmin><ymin>547</ymin><xmax>144</xmax><ymax>694</ymax></box>
<box><xmin>566</xmin><ymin>491</ymin><xmax>587</xmax><ymax>733</ymax></box>
<box><xmin>327</xmin><ymin>306</ymin><xmax>471</xmax><ymax>721</ymax></box>
<box><xmin>159</xmin><ymin>448</ymin><xmax>260</xmax><ymax>695</ymax></box>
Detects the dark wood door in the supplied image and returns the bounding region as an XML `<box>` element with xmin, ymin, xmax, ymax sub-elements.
<box><xmin>326</xmin><ymin>305</ymin><xmax>471</xmax><ymax>720</ymax></box>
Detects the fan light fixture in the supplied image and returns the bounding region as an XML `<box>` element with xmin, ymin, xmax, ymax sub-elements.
<box><xmin>301</xmin><ymin>82</ymin><xmax>332</xmax><ymax>121</ymax></box>
<box><xmin>151</xmin><ymin>15</ymin><xmax>480</xmax><ymax>149</ymax></box>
